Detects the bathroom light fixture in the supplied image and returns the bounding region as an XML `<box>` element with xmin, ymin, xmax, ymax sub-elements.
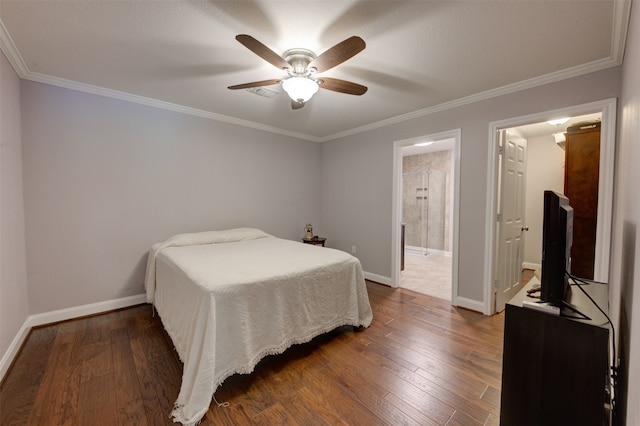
<box><xmin>282</xmin><ymin>76</ymin><xmax>320</xmax><ymax>103</ymax></box>
<box><xmin>414</xmin><ymin>141</ymin><xmax>434</xmax><ymax>147</ymax></box>
<box><xmin>547</xmin><ymin>118</ymin><xmax>570</xmax><ymax>126</ymax></box>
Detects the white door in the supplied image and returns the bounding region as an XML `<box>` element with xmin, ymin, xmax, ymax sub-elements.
<box><xmin>495</xmin><ymin>130</ymin><xmax>528</xmax><ymax>312</ymax></box>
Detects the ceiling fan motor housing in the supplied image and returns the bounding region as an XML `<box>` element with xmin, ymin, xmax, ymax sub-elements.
<box><xmin>283</xmin><ymin>48</ymin><xmax>317</xmax><ymax>76</ymax></box>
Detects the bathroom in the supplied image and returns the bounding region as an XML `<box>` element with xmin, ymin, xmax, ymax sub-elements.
<box><xmin>401</xmin><ymin>147</ymin><xmax>453</xmax><ymax>299</ymax></box>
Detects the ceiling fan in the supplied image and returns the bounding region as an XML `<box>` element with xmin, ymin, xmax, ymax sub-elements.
<box><xmin>228</xmin><ymin>34</ymin><xmax>368</xmax><ymax>110</ymax></box>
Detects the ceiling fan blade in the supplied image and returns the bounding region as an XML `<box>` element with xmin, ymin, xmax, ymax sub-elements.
<box><xmin>235</xmin><ymin>34</ymin><xmax>291</xmax><ymax>71</ymax></box>
<box><xmin>308</xmin><ymin>36</ymin><xmax>365</xmax><ymax>73</ymax></box>
<box><xmin>291</xmin><ymin>99</ymin><xmax>305</xmax><ymax>110</ymax></box>
<box><xmin>319</xmin><ymin>77</ymin><xmax>368</xmax><ymax>95</ymax></box>
<box><xmin>227</xmin><ymin>79</ymin><xmax>281</xmax><ymax>90</ymax></box>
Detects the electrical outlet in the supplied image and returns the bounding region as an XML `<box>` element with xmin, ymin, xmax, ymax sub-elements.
<box><xmin>351</xmin><ymin>246</ymin><xmax>356</xmax><ymax>254</ymax></box>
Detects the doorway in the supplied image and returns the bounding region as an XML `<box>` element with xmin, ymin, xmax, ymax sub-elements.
<box><xmin>401</xmin><ymin>156</ymin><xmax>451</xmax><ymax>299</ymax></box>
<box><xmin>392</xmin><ymin>129</ymin><xmax>461</xmax><ymax>305</ymax></box>
<box><xmin>484</xmin><ymin>99</ymin><xmax>617</xmax><ymax>314</ymax></box>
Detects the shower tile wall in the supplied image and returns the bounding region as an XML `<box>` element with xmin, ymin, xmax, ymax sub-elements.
<box><xmin>403</xmin><ymin>150</ymin><xmax>452</xmax><ymax>252</ymax></box>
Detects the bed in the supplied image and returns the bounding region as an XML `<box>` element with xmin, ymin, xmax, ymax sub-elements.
<box><xmin>144</xmin><ymin>228</ymin><xmax>373</xmax><ymax>425</ymax></box>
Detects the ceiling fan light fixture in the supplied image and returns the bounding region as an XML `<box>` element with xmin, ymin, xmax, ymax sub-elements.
<box><xmin>282</xmin><ymin>77</ymin><xmax>319</xmax><ymax>103</ymax></box>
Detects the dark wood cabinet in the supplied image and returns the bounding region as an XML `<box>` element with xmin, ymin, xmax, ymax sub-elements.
<box><xmin>500</xmin><ymin>279</ymin><xmax>610</xmax><ymax>426</ymax></box>
<box><xmin>564</xmin><ymin>121</ymin><xmax>600</xmax><ymax>279</ymax></box>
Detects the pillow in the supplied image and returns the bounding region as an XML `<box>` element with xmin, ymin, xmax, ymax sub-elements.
<box><xmin>210</xmin><ymin>227</ymin><xmax>272</xmax><ymax>243</ymax></box>
<box><xmin>163</xmin><ymin>227</ymin><xmax>271</xmax><ymax>247</ymax></box>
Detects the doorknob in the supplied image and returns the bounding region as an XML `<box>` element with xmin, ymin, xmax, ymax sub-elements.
<box><xmin>521</xmin><ymin>226</ymin><xmax>529</xmax><ymax>232</ymax></box>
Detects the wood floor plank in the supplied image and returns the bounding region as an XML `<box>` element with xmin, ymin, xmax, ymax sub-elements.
<box><xmin>294</xmin><ymin>366</ymin><xmax>387</xmax><ymax>425</ymax></box>
<box><xmin>0</xmin><ymin>379</ymin><xmax>42</xmax><ymax>425</ymax></box>
<box><xmin>129</xmin><ymin>337</ymin><xmax>172</xmax><ymax>425</ymax></box>
<box><xmin>1</xmin><ymin>326</ymin><xmax>57</xmax><ymax>387</ymax></box>
<box><xmin>358</xmin><ymin>330</ymin><xmax>491</xmax><ymax>402</ymax></box>
<box><xmin>78</xmin><ymin>373</ymin><xmax>116</xmax><ymax>425</ymax></box>
<box><xmin>112</xmin><ymin>332</ymin><xmax>148</xmax><ymax>426</ymax></box>
<box><xmin>283</xmin><ymin>386</ymin><xmax>350</xmax><ymax>426</ymax></box>
<box><xmin>81</xmin><ymin>340</ymin><xmax>113</xmax><ymax>383</ymax></box>
<box><xmin>28</xmin><ymin>341</ymin><xmax>80</xmax><ymax>425</ymax></box>
<box><xmin>117</xmin><ymin>397</ymin><xmax>149</xmax><ymax>426</ymax></box>
<box><xmin>383</xmin><ymin>391</ymin><xmax>442</xmax><ymax>426</ymax></box>
<box><xmin>1</xmin><ymin>283</ymin><xmax>507</xmax><ymax>424</ymax></box>
<box><xmin>200</xmin><ymin>399</ymin><xmax>255</xmax><ymax>425</ymax></box>
<box><xmin>312</xmin><ymin>336</ymin><xmax>432</xmax><ymax>425</ymax></box>
<box><xmin>252</xmin><ymin>402</ymin><xmax>298</xmax><ymax>425</ymax></box>
<box><xmin>0</xmin><ymin>326</ymin><xmax>58</xmax><ymax>425</ymax></box>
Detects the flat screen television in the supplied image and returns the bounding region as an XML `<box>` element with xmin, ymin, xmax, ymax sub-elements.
<box><xmin>540</xmin><ymin>190</ymin><xmax>574</xmax><ymax>305</ymax></box>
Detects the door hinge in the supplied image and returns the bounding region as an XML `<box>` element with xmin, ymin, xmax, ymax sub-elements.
<box><xmin>497</xmin><ymin>213</ymin><xmax>502</xmax><ymax>222</ymax></box>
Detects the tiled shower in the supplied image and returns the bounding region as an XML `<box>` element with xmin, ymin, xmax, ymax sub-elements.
<box><xmin>402</xmin><ymin>150</ymin><xmax>452</xmax><ymax>255</ymax></box>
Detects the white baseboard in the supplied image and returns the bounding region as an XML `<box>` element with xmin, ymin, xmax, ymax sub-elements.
<box><xmin>453</xmin><ymin>296</ymin><xmax>485</xmax><ymax>314</ymax></box>
<box><xmin>523</xmin><ymin>262</ymin><xmax>541</xmax><ymax>271</ymax></box>
<box><xmin>0</xmin><ymin>293</ymin><xmax>147</xmax><ymax>382</ymax></box>
<box><xmin>0</xmin><ymin>320</ymin><xmax>31</xmax><ymax>382</ymax></box>
<box><xmin>364</xmin><ymin>271</ymin><xmax>392</xmax><ymax>287</ymax></box>
<box><xmin>27</xmin><ymin>294</ymin><xmax>147</xmax><ymax>327</ymax></box>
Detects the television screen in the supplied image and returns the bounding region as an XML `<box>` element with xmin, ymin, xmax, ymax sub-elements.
<box><xmin>540</xmin><ymin>190</ymin><xmax>573</xmax><ymax>304</ymax></box>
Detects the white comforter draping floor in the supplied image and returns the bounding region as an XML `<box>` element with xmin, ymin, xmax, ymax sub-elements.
<box><xmin>144</xmin><ymin>229</ymin><xmax>373</xmax><ymax>425</ymax></box>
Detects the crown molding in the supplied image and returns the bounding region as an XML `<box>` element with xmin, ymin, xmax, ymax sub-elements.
<box><xmin>318</xmin><ymin>55</ymin><xmax>621</xmax><ymax>142</ymax></box>
<box><xmin>22</xmin><ymin>70</ymin><xmax>325</xmax><ymax>142</ymax></box>
<box><xmin>320</xmin><ymin>0</ymin><xmax>630</xmax><ymax>142</ymax></box>
<box><xmin>0</xmin><ymin>20</ymin><xmax>322</xmax><ymax>142</ymax></box>
<box><xmin>0</xmin><ymin>19</ymin><xmax>28</xmax><ymax>77</ymax></box>
<box><xmin>1</xmin><ymin>0</ymin><xmax>629</xmax><ymax>144</ymax></box>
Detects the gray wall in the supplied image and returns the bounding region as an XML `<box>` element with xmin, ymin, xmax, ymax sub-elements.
<box><xmin>611</xmin><ymin>0</ymin><xmax>640</xmax><ymax>422</ymax></box>
<box><xmin>20</xmin><ymin>81</ymin><xmax>322</xmax><ymax>314</ymax></box>
<box><xmin>0</xmin><ymin>51</ymin><xmax>29</xmax><ymax>364</ymax></box>
<box><xmin>320</xmin><ymin>67</ymin><xmax>621</xmax><ymax>303</ymax></box>
<box><xmin>523</xmin><ymin>134</ymin><xmax>565</xmax><ymax>268</ymax></box>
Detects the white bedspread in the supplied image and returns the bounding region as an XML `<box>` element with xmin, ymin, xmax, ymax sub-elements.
<box><xmin>144</xmin><ymin>228</ymin><xmax>373</xmax><ymax>425</ymax></box>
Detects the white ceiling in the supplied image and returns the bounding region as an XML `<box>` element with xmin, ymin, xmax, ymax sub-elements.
<box><xmin>515</xmin><ymin>113</ymin><xmax>602</xmax><ymax>140</ymax></box>
<box><xmin>0</xmin><ymin>1</ymin><xmax>629</xmax><ymax>142</ymax></box>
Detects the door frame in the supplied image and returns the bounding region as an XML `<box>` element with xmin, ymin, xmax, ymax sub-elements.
<box><xmin>391</xmin><ymin>129</ymin><xmax>461</xmax><ymax>305</ymax></box>
<box><xmin>483</xmin><ymin>98</ymin><xmax>617</xmax><ymax>315</ymax></box>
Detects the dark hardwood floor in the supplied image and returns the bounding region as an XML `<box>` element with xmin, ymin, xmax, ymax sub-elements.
<box><xmin>0</xmin><ymin>281</ymin><xmax>505</xmax><ymax>425</ymax></box>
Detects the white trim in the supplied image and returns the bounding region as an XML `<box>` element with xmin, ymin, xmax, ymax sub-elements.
<box><xmin>364</xmin><ymin>272</ymin><xmax>392</xmax><ymax>287</ymax></box>
<box><xmin>0</xmin><ymin>321</ymin><xmax>31</xmax><ymax>381</ymax></box>
<box><xmin>0</xmin><ymin>0</ymin><xmax>628</xmax><ymax>144</ymax></box>
<box><xmin>391</xmin><ymin>130</ymin><xmax>461</xmax><ymax>307</ymax></box>
<box><xmin>455</xmin><ymin>297</ymin><xmax>485</xmax><ymax>314</ymax></box>
<box><xmin>320</xmin><ymin>58</ymin><xmax>619</xmax><ymax>142</ymax></box>
<box><xmin>0</xmin><ymin>294</ymin><xmax>147</xmax><ymax>382</ymax></box>
<box><xmin>523</xmin><ymin>262</ymin><xmax>541</xmax><ymax>272</ymax></box>
<box><xmin>0</xmin><ymin>19</ymin><xmax>27</xmax><ymax>76</ymax></box>
<box><xmin>594</xmin><ymin>100</ymin><xmax>617</xmax><ymax>282</ymax></box>
<box><xmin>484</xmin><ymin>125</ymin><xmax>501</xmax><ymax>315</ymax></box>
<box><xmin>484</xmin><ymin>98</ymin><xmax>617</xmax><ymax>315</ymax></box>
<box><xmin>27</xmin><ymin>294</ymin><xmax>147</xmax><ymax>327</ymax></box>
<box><xmin>451</xmin><ymin>131</ymin><xmax>462</xmax><ymax>308</ymax></box>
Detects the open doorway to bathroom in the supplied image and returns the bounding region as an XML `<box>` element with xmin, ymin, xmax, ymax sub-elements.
<box><xmin>399</xmin><ymin>138</ymin><xmax>455</xmax><ymax>301</ymax></box>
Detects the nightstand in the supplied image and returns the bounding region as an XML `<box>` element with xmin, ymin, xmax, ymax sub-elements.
<box><xmin>302</xmin><ymin>237</ymin><xmax>326</xmax><ymax>247</ymax></box>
